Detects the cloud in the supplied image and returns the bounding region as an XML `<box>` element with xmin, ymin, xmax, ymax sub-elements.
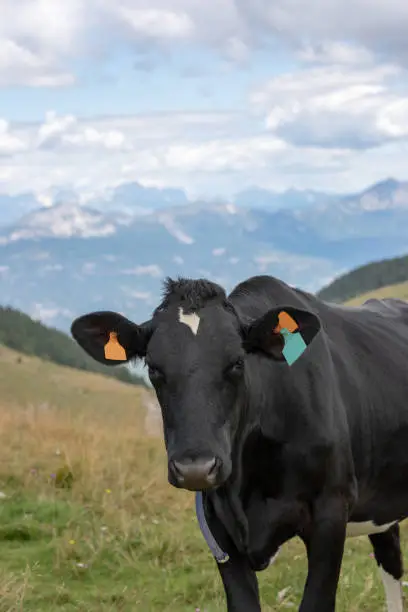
<box><xmin>30</xmin><ymin>303</ymin><xmax>73</xmax><ymax>322</ymax></box>
<box><xmin>121</xmin><ymin>264</ymin><xmax>163</xmax><ymax>277</ymax></box>
<box><xmin>120</xmin><ymin>287</ymin><xmax>152</xmax><ymax>301</ymax></box>
<box><xmin>101</xmin><ymin>0</ymin><xmax>408</xmax><ymax>69</ymax></box>
<box><xmin>37</xmin><ymin>112</ymin><xmax>77</xmax><ymax>148</ymax></box>
<box><xmin>1</xmin><ymin>0</ymin><xmax>408</xmax><ymax>88</ymax></box>
<box><xmin>0</xmin><ymin>4</ymin><xmax>406</xmax><ymax>203</ymax></box>
<box><xmin>161</xmin><ymin>136</ymin><xmax>286</xmax><ymax>173</ymax></box>
<box><xmin>297</xmin><ymin>42</ymin><xmax>375</xmax><ymax>67</ymax></box>
<box><xmin>116</xmin><ymin>7</ymin><xmax>195</xmax><ymax>40</ymax></box>
<box><xmin>0</xmin><ymin>120</ymin><xmax>28</xmax><ymax>155</ymax></box>
<box><xmin>0</xmin><ymin>39</ymin><xmax>75</xmax><ymax>87</ymax></box>
<box><xmin>63</xmin><ymin>127</ymin><xmax>127</xmax><ymax>150</ymax></box>
<box><xmin>250</xmin><ymin>50</ymin><xmax>408</xmax><ymax>149</ymax></box>
<box><xmin>0</xmin><ymin>105</ymin><xmax>407</xmax><ymax>201</ymax></box>
<box><xmin>0</xmin><ymin>0</ymin><xmax>85</xmax><ymax>87</ymax></box>
<box><xmin>0</xmin><ymin>0</ymin><xmax>247</xmax><ymax>86</ymax></box>
<box><xmin>236</xmin><ymin>0</ymin><xmax>408</xmax><ymax>67</ymax></box>
<box><xmin>37</xmin><ymin>111</ymin><xmax>129</xmax><ymax>151</ymax></box>
<box><xmin>103</xmin><ymin>0</ymin><xmax>251</xmax><ymax>60</ymax></box>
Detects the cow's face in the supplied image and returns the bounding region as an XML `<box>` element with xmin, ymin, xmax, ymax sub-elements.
<box><xmin>144</xmin><ymin>302</ymin><xmax>245</xmax><ymax>491</ymax></box>
<box><xmin>71</xmin><ymin>279</ymin><xmax>321</xmax><ymax>492</ymax></box>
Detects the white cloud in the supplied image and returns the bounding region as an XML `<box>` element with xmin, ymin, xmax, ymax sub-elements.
<box><xmin>37</xmin><ymin>111</ymin><xmax>129</xmax><ymax>151</ymax></box>
<box><xmin>251</xmin><ymin>53</ymin><xmax>408</xmax><ymax>149</ymax></box>
<box><xmin>42</xmin><ymin>264</ymin><xmax>64</xmax><ymax>272</ymax></box>
<box><xmin>117</xmin><ymin>7</ymin><xmax>195</xmax><ymax>40</ymax></box>
<box><xmin>0</xmin><ymin>0</ymin><xmax>247</xmax><ymax>86</ymax></box>
<box><xmin>0</xmin><ymin>107</ymin><xmax>407</xmax><ymax>200</ymax></box>
<box><xmin>1</xmin><ymin>0</ymin><xmax>408</xmax><ymax>88</ymax></box>
<box><xmin>224</xmin><ymin>37</ymin><xmax>250</xmax><ymax>64</ymax></box>
<box><xmin>0</xmin><ymin>0</ymin><xmax>84</xmax><ymax>87</ymax></box>
<box><xmin>30</xmin><ymin>303</ymin><xmax>73</xmax><ymax>322</ymax></box>
<box><xmin>0</xmin><ymin>39</ymin><xmax>74</xmax><ymax>87</ymax></box>
<box><xmin>0</xmin><ymin>119</ymin><xmax>28</xmax><ymax>155</ymax></box>
<box><xmin>121</xmin><ymin>264</ymin><xmax>163</xmax><ymax>277</ymax></box>
<box><xmin>64</xmin><ymin>127</ymin><xmax>127</xmax><ymax>150</ymax></box>
<box><xmin>297</xmin><ymin>42</ymin><xmax>375</xmax><ymax>67</ymax></box>
<box><xmin>82</xmin><ymin>262</ymin><xmax>96</xmax><ymax>274</ymax></box>
<box><xmin>37</xmin><ymin>112</ymin><xmax>77</xmax><ymax>146</ymax></box>
<box><xmin>162</xmin><ymin>136</ymin><xmax>286</xmax><ymax>173</ymax></box>
<box><xmin>121</xmin><ymin>287</ymin><xmax>152</xmax><ymax>300</ymax></box>
<box><xmin>0</xmin><ymin>3</ymin><xmax>408</xmax><ymax>200</ymax></box>
<box><xmin>237</xmin><ymin>0</ymin><xmax>408</xmax><ymax>67</ymax></box>
<box><xmin>103</xmin><ymin>0</ymin><xmax>250</xmax><ymax>59</ymax></box>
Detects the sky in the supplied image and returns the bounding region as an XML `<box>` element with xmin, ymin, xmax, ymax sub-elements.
<box><xmin>1</xmin><ymin>0</ymin><xmax>408</xmax><ymax>202</ymax></box>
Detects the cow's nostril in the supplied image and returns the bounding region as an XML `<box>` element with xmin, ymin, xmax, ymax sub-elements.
<box><xmin>170</xmin><ymin>459</ymin><xmax>183</xmax><ymax>477</ymax></box>
<box><xmin>207</xmin><ymin>457</ymin><xmax>218</xmax><ymax>476</ymax></box>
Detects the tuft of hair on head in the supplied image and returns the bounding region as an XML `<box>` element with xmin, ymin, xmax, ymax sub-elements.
<box><xmin>155</xmin><ymin>276</ymin><xmax>227</xmax><ymax>314</ymax></box>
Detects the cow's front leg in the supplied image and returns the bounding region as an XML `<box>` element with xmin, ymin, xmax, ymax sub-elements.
<box><xmin>217</xmin><ymin>554</ymin><xmax>261</xmax><ymax>612</ymax></box>
<box><xmin>299</xmin><ymin>496</ymin><xmax>348</xmax><ymax>612</ymax></box>
<box><xmin>204</xmin><ymin>497</ymin><xmax>261</xmax><ymax>612</ymax></box>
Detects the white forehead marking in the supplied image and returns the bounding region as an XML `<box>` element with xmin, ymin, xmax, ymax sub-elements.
<box><xmin>178</xmin><ymin>307</ymin><xmax>200</xmax><ymax>335</ymax></box>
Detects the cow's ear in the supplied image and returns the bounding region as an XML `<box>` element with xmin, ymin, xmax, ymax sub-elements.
<box><xmin>243</xmin><ymin>306</ymin><xmax>321</xmax><ymax>364</ymax></box>
<box><xmin>71</xmin><ymin>311</ymin><xmax>153</xmax><ymax>366</ymax></box>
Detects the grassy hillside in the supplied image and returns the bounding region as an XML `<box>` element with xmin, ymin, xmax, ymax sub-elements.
<box><xmin>1</xmin><ymin>344</ymin><xmax>408</xmax><ymax>610</ymax></box>
<box><xmin>344</xmin><ymin>280</ymin><xmax>408</xmax><ymax>306</ymax></box>
<box><xmin>0</xmin><ymin>305</ymin><xmax>147</xmax><ymax>387</ymax></box>
<box><xmin>317</xmin><ymin>252</ymin><xmax>408</xmax><ymax>303</ymax></box>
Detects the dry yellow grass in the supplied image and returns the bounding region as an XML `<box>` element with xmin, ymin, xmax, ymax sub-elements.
<box><xmin>344</xmin><ymin>280</ymin><xmax>408</xmax><ymax>306</ymax></box>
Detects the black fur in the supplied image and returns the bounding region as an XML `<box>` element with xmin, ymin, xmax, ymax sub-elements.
<box><xmin>370</xmin><ymin>524</ymin><xmax>404</xmax><ymax>580</ymax></box>
<box><xmin>155</xmin><ymin>276</ymin><xmax>228</xmax><ymax>314</ymax></box>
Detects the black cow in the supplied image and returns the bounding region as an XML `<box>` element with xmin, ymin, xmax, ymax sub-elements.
<box><xmin>71</xmin><ymin>275</ymin><xmax>408</xmax><ymax>612</ymax></box>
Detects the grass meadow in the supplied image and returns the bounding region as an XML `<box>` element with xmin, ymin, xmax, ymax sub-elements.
<box><xmin>0</xmin><ymin>306</ymin><xmax>408</xmax><ymax>611</ymax></box>
<box><xmin>344</xmin><ymin>281</ymin><xmax>408</xmax><ymax>306</ymax></box>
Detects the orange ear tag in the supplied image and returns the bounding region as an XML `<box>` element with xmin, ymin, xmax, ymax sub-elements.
<box><xmin>104</xmin><ymin>332</ymin><xmax>127</xmax><ymax>361</ymax></box>
<box><xmin>273</xmin><ymin>311</ymin><xmax>299</xmax><ymax>334</ymax></box>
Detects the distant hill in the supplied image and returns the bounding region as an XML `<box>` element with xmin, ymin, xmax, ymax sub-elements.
<box><xmin>0</xmin><ymin>305</ymin><xmax>147</xmax><ymax>387</ymax></box>
<box><xmin>343</xmin><ymin>281</ymin><xmax>408</xmax><ymax>306</ymax></box>
<box><xmin>317</xmin><ymin>253</ymin><xmax>408</xmax><ymax>303</ymax></box>
<box><xmin>0</xmin><ymin>341</ymin><xmax>148</xmax><ymax>418</ymax></box>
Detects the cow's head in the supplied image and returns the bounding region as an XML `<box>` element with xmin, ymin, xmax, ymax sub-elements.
<box><xmin>71</xmin><ymin>278</ymin><xmax>321</xmax><ymax>492</ymax></box>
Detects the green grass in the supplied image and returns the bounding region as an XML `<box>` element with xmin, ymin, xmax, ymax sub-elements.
<box><xmin>1</xmin><ymin>332</ymin><xmax>408</xmax><ymax>610</ymax></box>
<box><xmin>1</xmin><ymin>489</ymin><xmax>408</xmax><ymax>612</ymax></box>
<box><xmin>2</xmin><ymin>489</ymin><xmax>408</xmax><ymax>611</ymax></box>
<box><xmin>344</xmin><ymin>280</ymin><xmax>408</xmax><ymax>306</ymax></box>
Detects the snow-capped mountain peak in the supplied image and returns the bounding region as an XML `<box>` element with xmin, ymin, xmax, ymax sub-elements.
<box><xmin>4</xmin><ymin>201</ymin><xmax>117</xmax><ymax>241</ymax></box>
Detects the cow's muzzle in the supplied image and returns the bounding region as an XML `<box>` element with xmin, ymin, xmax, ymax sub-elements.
<box><xmin>168</xmin><ymin>456</ymin><xmax>222</xmax><ymax>491</ymax></box>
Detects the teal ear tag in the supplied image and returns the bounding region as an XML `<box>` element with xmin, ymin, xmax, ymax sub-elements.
<box><xmin>280</xmin><ymin>328</ymin><xmax>307</xmax><ymax>365</ymax></box>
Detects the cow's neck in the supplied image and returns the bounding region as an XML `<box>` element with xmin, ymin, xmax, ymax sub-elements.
<box><xmin>208</xmin><ymin>360</ymin><xmax>321</xmax><ymax>557</ymax></box>
<box><xmin>209</xmin><ymin>394</ymin><xmax>268</xmax><ymax>555</ymax></box>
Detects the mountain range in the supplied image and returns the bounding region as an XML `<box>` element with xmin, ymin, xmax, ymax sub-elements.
<box><xmin>0</xmin><ymin>177</ymin><xmax>407</xmax><ymax>332</ymax></box>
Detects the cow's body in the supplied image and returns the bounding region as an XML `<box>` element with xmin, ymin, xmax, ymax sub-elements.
<box><xmin>202</xmin><ymin>277</ymin><xmax>408</xmax><ymax>611</ymax></box>
<box><xmin>71</xmin><ymin>275</ymin><xmax>408</xmax><ymax>611</ymax></box>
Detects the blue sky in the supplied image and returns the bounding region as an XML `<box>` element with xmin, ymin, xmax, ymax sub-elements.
<box><xmin>1</xmin><ymin>0</ymin><xmax>408</xmax><ymax>202</ymax></box>
<box><xmin>1</xmin><ymin>47</ymin><xmax>295</xmax><ymax>121</ymax></box>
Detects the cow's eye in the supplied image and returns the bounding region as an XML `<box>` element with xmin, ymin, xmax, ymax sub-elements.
<box><xmin>225</xmin><ymin>357</ymin><xmax>245</xmax><ymax>377</ymax></box>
